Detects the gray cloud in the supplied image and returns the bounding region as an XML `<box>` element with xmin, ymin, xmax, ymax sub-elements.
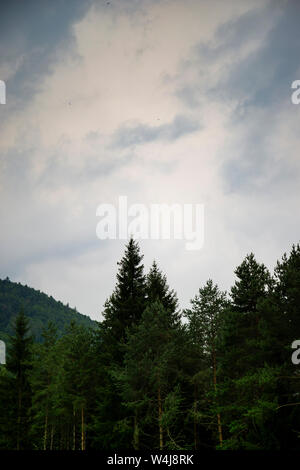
<box><xmin>212</xmin><ymin>1</ymin><xmax>300</xmax><ymax>112</ymax></box>
<box><xmin>175</xmin><ymin>1</ymin><xmax>300</xmax><ymax>114</ymax></box>
<box><xmin>0</xmin><ymin>0</ymin><xmax>93</xmax><ymax>119</ymax></box>
<box><xmin>1</xmin><ymin>0</ymin><xmax>300</xmax><ymax>320</ymax></box>
<box><xmin>219</xmin><ymin>0</ymin><xmax>300</xmax><ymax>192</ymax></box>
<box><xmin>110</xmin><ymin>114</ymin><xmax>200</xmax><ymax>148</ymax></box>
<box><xmin>173</xmin><ymin>0</ymin><xmax>300</xmax><ymax>193</ymax></box>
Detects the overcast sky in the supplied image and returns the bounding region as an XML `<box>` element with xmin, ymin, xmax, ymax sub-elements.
<box><xmin>0</xmin><ymin>0</ymin><xmax>300</xmax><ymax>321</ymax></box>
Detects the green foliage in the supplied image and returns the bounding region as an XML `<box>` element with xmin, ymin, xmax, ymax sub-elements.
<box><xmin>0</xmin><ymin>278</ymin><xmax>96</xmax><ymax>341</ymax></box>
<box><xmin>1</xmin><ymin>311</ymin><xmax>33</xmax><ymax>449</ymax></box>
<box><xmin>1</xmin><ymin>241</ymin><xmax>300</xmax><ymax>450</ymax></box>
<box><xmin>113</xmin><ymin>300</ymin><xmax>185</xmax><ymax>449</ymax></box>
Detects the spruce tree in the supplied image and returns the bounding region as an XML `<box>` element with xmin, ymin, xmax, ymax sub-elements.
<box><xmin>0</xmin><ymin>363</ymin><xmax>16</xmax><ymax>448</ymax></box>
<box><xmin>146</xmin><ymin>261</ymin><xmax>178</xmax><ymax>314</ymax></box>
<box><xmin>29</xmin><ymin>322</ymin><xmax>59</xmax><ymax>449</ymax></box>
<box><xmin>59</xmin><ymin>322</ymin><xmax>95</xmax><ymax>450</ymax></box>
<box><xmin>269</xmin><ymin>244</ymin><xmax>300</xmax><ymax>449</ymax></box>
<box><xmin>184</xmin><ymin>280</ymin><xmax>228</xmax><ymax>448</ymax></box>
<box><xmin>113</xmin><ymin>300</ymin><xmax>184</xmax><ymax>450</ymax></box>
<box><xmin>218</xmin><ymin>254</ymin><xmax>277</xmax><ymax>449</ymax></box>
<box><xmin>6</xmin><ymin>310</ymin><xmax>33</xmax><ymax>449</ymax></box>
<box><xmin>274</xmin><ymin>244</ymin><xmax>300</xmax><ymax>346</ymax></box>
<box><xmin>91</xmin><ymin>238</ymin><xmax>147</xmax><ymax>448</ymax></box>
<box><xmin>101</xmin><ymin>237</ymin><xmax>147</xmax><ymax>362</ymax></box>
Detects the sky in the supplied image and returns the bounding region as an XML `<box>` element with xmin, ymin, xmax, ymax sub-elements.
<box><xmin>0</xmin><ymin>0</ymin><xmax>300</xmax><ymax>321</ymax></box>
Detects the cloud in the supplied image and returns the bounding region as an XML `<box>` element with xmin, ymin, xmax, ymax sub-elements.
<box><xmin>172</xmin><ymin>0</ymin><xmax>300</xmax><ymax>192</ymax></box>
<box><xmin>110</xmin><ymin>114</ymin><xmax>200</xmax><ymax>148</ymax></box>
<box><xmin>0</xmin><ymin>0</ymin><xmax>299</xmax><ymax>320</ymax></box>
<box><xmin>0</xmin><ymin>0</ymin><xmax>93</xmax><ymax>117</ymax></box>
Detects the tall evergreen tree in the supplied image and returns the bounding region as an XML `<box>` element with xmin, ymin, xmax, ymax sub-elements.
<box><xmin>91</xmin><ymin>239</ymin><xmax>147</xmax><ymax>448</ymax></box>
<box><xmin>6</xmin><ymin>310</ymin><xmax>33</xmax><ymax>449</ymax></box>
<box><xmin>29</xmin><ymin>321</ymin><xmax>58</xmax><ymax>450</ymax></box>
<box><xmin>218</xmin><ymin>254</ymin><xmax>278</xmax><ymax>449</ymax></box>
<box><xmin>184</xmin><ymin>280</ymin><xmax>228</xmax><ymax>448</ymax></box>
<box><xmin>59</xmin><ymin>322</ymin><xmax>95</xmax><ymax>450</ymax></box>
<box><xmin>101</xmin><ymin>238</ymin><xmax>147</xmax><ymax>362</ymax></box>
<box><xmin>146</xmin><ymin>261</ymin><xmax>178</xmax><ymax>314</ymax></box>
<box><xmin>274</xmin><ymin>244</ymin><xmax>300</xmax><ymax>346</ymax></box>
<box><xmin>267</xmin><ymin>244</ymin><xmax>300</xmax><ymax>449</ymax></box>
<box><xmin>0</xmin><ymin>362</ymin><xmax>16</xmax><ymax>448</ymax></box>
<box><xmin>113</xmin><ymin>300</ymin><xmax>184</xmax><ymax>450</ymax></box>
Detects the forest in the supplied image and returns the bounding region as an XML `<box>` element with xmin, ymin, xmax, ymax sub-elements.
<box><xmin>0</xmin><ymin>238</ymin><xmax>300</xmax><ymax>450</ymax></box>
<box><xmin>0</xmin><ymin>277</ymin><xmax>96</xmax><ymax>342</ymax></box>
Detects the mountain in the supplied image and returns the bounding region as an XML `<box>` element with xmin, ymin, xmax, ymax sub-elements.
<box><xmin>0</xmin><ymin>277</ymin><xmax>97</xmax><ymax>342</ymax></box>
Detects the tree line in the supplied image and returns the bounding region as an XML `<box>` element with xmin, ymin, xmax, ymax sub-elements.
<box><xmin>0</xmin><ymin>238</ymin><xmax>300</xmax><ymax>450</ymax></box>
<box><xmin>0</xmin><ymin>277</ymin><xmax>95</xmax><ymax>342</ymax></box>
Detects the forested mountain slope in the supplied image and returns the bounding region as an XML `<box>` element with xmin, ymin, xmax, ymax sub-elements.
<box><xmin>0</xmin><ymin>277</ymin><xmax>97</xmax><ymax>341</ymax></box>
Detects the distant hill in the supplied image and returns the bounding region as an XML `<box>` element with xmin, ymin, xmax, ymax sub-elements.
<box><xmin>0</xmin><ymin>277</ymin><xmax>97</xmax><ymax>342</ymax></box>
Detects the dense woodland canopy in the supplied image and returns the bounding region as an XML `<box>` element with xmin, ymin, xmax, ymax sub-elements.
<box><xmin>0</xmin><ymin>238</ymin><xmax>300</xmax><ymax>450</ymax></box>
<box><xmin>0</xmin><ymin>278</ymin><xmax>96</xmax><ymax>342</ymax></box>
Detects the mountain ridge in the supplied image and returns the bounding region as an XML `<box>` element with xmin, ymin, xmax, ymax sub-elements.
<box><xmin>0</xmin><ymin>277</ymin><xmax>97</xmax><ymax>341</ymax></box>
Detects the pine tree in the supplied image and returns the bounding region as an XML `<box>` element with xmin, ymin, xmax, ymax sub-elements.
<box><xmin>146</xmin><ymin>261</ymin><xmax>178</xmax><ymax>315</ymax></box>
<box><xmin>59</xmin><ymin>322</ymin><xmax>95</xmax><ymax>450</ymax></box>
<box><xmin>0</xmin><ymin>364</ymin><xmax>16</xmax><ymax>448</ymax></box>
<box><xmin>29</xmin><ymin>321</ymin><xmax>58</xmax><ymax>449</ymax></box>
<box><xmin>6</xmin><ymin>310</ymin><xmax>33</xmax><ymax>449</ymax></box>
<box><xmin>218</xmin><ymin>254</ymin><xmax>278</xmax><ymax>449</ymax></box>
<box><xmin>91</xmin><ymin>239</ymin><xmax>147</xmax><ymax>449</ymax></box>
<box><xmin>268</xmin><ymin>244</ymin><xmax>300</xmax><ymax>449</ymax></box>
<box><xmin>184</xmin><ymin>280</ymin><xmax>228</xmax><ymax>448</ymax></box>
<box><xmin>101</xmin><ymin>237</ymin><xmax>147</xmax><ymax>362</ymax></box>
<box><xmin>113</xmin><ymin>300</ymin><xmax>184</xmax><ymax>450</ymax></box>
<box><xmin>274</xmin><ymin>244</ymin><xmax>300</xmax><ymax>346</ymax></box>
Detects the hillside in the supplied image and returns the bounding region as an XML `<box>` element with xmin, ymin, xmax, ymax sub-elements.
<box><xmin>0</xmin><ymin>277</ymin><xmax>97</xmax><ymax>341</ymax></box>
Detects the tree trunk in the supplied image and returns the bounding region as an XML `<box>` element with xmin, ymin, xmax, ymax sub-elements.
<box><xmin>60</xmin><ymin>424</ymin><xmax>63</xmax><ymax>450</ymax></box>
<box><xmin>50</xmin><ymin>425</ymin><xmax>54</xmax><ymax>450</ymax></box>
<box><xmin>212</xmin><ymin>345</ymin><xmax>223</xmax><ymax>447</ymax></box>
<box><xmin>133</xmin><ymin>412</ymin><xmax>139</xmax><ymax>450</ymax></box>
<box><xmin>43</xmin><ymin>406</ymin><xmax>48</xmax><ymax>450</ymax></box>
<box><xmin>17</xmin><ymin>385</ymin><xmax>22</xmax><ymax>450</ymax></box>
<box><xmin>81</xmin><ymin>406</ymin><xmax>85</xmax><ymax>451</ymax></box>
<box><xmin>193</xmin><ymin>383</ymin><xmax>198</xmax><ymax>450</ymax></box>
<box><xmin>158</xmin><ymin>386</ymin><xmax>163</xmax><ymax>450</ymax></box>
<box><xmin>73</xmin><ymin>406</ymin><xmax>76</xmax><ymax>450</ymax></box>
